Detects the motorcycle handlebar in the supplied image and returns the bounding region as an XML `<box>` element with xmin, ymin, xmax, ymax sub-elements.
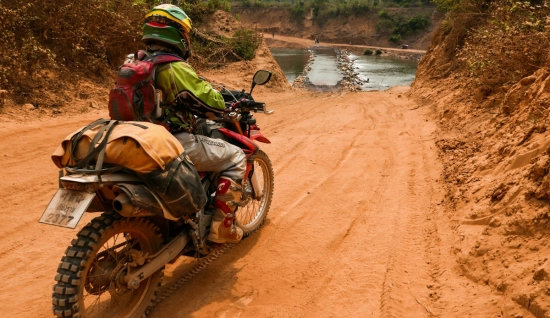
<box><xmin>241</xmin><ymin>100</ymin><xmax>266</xmax><ymax>110</ymax></box>
<box><xmin>226</xmin><ymin>99</ymin><xmax>265</xmax><ymax>112</ymax></box>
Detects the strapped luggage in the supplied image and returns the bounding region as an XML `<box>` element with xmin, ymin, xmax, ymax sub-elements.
<box><xmin>52</xmin><ymin>119</ymin><xmax>207</xmax><ymax>215</ymax></box>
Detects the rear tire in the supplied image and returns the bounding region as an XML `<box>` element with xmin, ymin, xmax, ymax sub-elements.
<box><xmin>52</xmin><ymin>212</ymin><xmax>163</xmax><ymax>318</ymax></box>
<box><xmin>237</xmin><ymin>150</ymin><xmax>274</xmax><ymax>236</ymax></box>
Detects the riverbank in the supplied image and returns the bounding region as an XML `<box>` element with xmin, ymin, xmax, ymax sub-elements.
<box><xmin>232</xmin><ymin>5</ymin><xmax>443</xmax><ymax>50</ymax></box>
<box><xmin>266</xmin><ymin>34</ymin><xmax>425</xmax><ymax>59</ymax></box>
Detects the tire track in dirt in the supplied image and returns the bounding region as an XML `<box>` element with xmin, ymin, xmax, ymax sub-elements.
<box><xmin>274</xmin><ymin>133</ymin><xmax>391</xmax><ymax>316</ymax></box>
<box><xmin>373</xmin><ymin>98</ymin><xmax>435</xmax><ymax>317</ymax></box>
<box><xmin>270</xmin><ymin>132</ymin><xmax>324</xmax><ymax>176</ymax></box>
<box><xmin>377</xmin><ymin>169</ymin><xmax>430</xmax><ymax>318</ymax></box>
<box><xmin>0</xmin><ymin>113</ymin><xmax>107</xmax><ymax>318</ymax></box>
<box><xmin>263</xmin><ymin>98</ymin><xmax>439</xmax><ymax>317</ymax></box>
<box><xmin>271</xmin><ymin>129</ymin><xmax>371</xmax><ymax>224</ymax></box>
<box><xmin>252</xmin><ymin>100</ymin><xmax>402</xmax><ymax>316</ymax></box>
<box><xmin>269</xmin><ymin>95</ymin><xmax>378</xmax><ymax>225</ymax></box>
<box><xmin>293</xmin><ymin>153</ymin><xmax>395</xmax><ymax>317</ymax></box>
<box><xmin>296</xmin><ymin>107</ymin><xmax>402</xmax><ymax>316</ymax></box>
<box><xmin>265</xmin><ymin>93</ymin><xmax>335</xmax><ymax>133</ymax></box>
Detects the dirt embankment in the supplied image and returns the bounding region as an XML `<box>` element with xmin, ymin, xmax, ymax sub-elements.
<box><xmin>412</xmin><ymin>3</ymin><xmax>550</xmax><ymax>317</ymax></box>
<box><xmin>232</xmin><ymin>5</ymin><xmax>443</xmax><ymax>50</ymax></box>
<box><xmin>0</xmin><ymin>7</ymin><xmax>263</xmax><ymax>114</ymax></box>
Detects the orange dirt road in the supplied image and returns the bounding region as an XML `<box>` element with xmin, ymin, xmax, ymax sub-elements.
<box><xmin>0</xmin><ymin>88</ymin><xmax>527</xmax><ymax>317</ymax></box>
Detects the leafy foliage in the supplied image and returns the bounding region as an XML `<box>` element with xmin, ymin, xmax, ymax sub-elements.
<box><xmin>448</xmin><ymin>0</ymin><xmax>550</xmax><ymax>88</ymax></box>
<box><xmin>231</xmin><ymin>29</ymin><xmax>260</xmax><ymax>60</ymax></box>
<box><xmin>0</xmin><ymin>0</ymin><xmax>147</xmax><ymax>102</ymax></box>
<box><xmin>389</xmin><ymin>34</ymin><xmax>402</xmax><ymax>42</ymax></box>
<box><xmin>363</xmin><ymin>49</ymin><xmax>374</xmax><ymax>55</ymax></box>
<box><xmin>376</xmin><ymin>10</ymin><xmax>430</xmax><ymax>42</ymax></box>
<box><xmin>0</xmin><ymin>0</ymin><xmax>237</xmax><ymax>105</ymax></box>
<box><xmin>379</xmin><ymin>10</ymin><xmax>390</xmax><ymax>18</ymax></box>
<box><xmin>291</xmin><ymin>0</ymin><xmax>306</xmax><ymax>19</ymax></box>
<box><xmin>191</xmin><ymin>27</ymin><xmax>262</xmax><ymax>69</ymax></box>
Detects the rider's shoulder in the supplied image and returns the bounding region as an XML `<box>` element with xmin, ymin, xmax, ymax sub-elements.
<box><xmin>166</xmin><ymin>60</ymin><xmax>197</xmax><ymax>74</ymax></box>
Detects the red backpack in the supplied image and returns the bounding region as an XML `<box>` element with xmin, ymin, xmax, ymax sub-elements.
<box><xmin>108</xmin><ymin>51</ymin><xmax>183</xmax><ymax>123</ymax></box>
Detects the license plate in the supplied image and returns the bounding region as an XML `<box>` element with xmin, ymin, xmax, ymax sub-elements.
<box><xmin>39</xmin><ymin>189</ymin><xmax>95</xmax><ymax>229</ymax></box>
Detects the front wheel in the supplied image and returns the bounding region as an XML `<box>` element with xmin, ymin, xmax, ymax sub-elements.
<box><xmin>237</xmin><ymin>150</ymin><xmax>274</xmax><ymax>235</ymax></box>
<box><xmin>52</xmin><ymin>212</ymin><xmax>163</xmax><ymax>318</ymax></box>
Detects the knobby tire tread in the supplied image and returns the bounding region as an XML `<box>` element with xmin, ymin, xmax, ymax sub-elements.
<box><xmin>52</xmin><ymin>212</ymin><xmax>163</xmax><ymax>318</ymax></box>
<box><xmin>242</xmin><ymin>150</ymin><xmax>274</xmax><ymax>237</ymax></box>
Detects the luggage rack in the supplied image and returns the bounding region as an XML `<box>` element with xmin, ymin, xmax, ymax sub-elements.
<box><xmin>63</xmin><ymin>164</ymin><xmax>136</xmax><ymax>185</ymax></box>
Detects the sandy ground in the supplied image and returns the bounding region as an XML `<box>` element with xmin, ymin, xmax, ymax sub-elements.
<box><xmin>0</xmin><ymin>36</ymin><xmax>533</xmax><ymax>317</ymax></box>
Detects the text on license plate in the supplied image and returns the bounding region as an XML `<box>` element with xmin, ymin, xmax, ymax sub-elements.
<box><xmin>39</xmin><ymin>189</ymin><xmax>95</xmax><ymax>229</ymax></box>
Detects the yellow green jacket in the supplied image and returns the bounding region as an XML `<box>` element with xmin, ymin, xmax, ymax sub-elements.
<box><xmin>155</xmin><ymin>61</ymin><xmax>225</xmax><ymax>112</ymax></box>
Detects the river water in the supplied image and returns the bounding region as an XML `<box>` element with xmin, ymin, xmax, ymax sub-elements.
<box><xmin>268</xmin><ymin>48</ymin><xmax>310</xmax><ymax>83</ymax></box>
<box><xmin>351</xmin><ymin>53</ymin><xmax>418</xmax><ymax>91</ymax></box>
<box><xmin>306</xmin><ymin>48</ymin><xmax>342</xmax><ymax>86</ymax></box>
<box><xmin>269</xmin><ymin>47</ymin><xmax>418</xmax><ymax>91</ymax></box>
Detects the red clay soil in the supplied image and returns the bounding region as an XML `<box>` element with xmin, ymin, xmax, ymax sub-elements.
<box><xmin>0</xmin><ymin>37</ymin><xmax>534</xmax><ymax>318</ymax></box>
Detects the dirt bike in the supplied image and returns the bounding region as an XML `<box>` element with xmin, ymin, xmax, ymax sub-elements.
<box><xmin>41</xmin><ymin>70</ymin><xmax>275</xmax><ymax>318</ymax></box>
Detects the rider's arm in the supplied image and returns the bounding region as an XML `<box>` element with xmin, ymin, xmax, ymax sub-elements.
<box><xmin>155</xmin><ymin>61</ymin><xmax>225</xmax><ymax>113</ymax></box>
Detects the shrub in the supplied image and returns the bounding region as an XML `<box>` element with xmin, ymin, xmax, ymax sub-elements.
<box><xmin>375</xmin><ymin>49</ymin><xmax>382</xmax><ymax>55</ymax></box>
<box><xmin>207</xmin><ymin>0</ymin><xmax>230</xmax><ymax>12</ymax></box>
<box><xmin>376</xmin><ymin>19</ymin><xmax>395</xmax><ymax>32</ymax></box>
<box><xmin>350</xmin><ymin>0</ymin><xmax>370</xmax><ymax>14</ymax></box>
<box><xmin>337</xmin><ymin>3</ymin><xmax>351</xmax><ymax>17</ymax></box>
<box><xmin>407</xmin><ymin>15</ymin><xmax>430</xmax><ymax>31</ymax></box>
<box><xmin>0</xmin><ymin>0</ymin><xmax>259</xmax><ymax>106</ymax></box>
<box><xmin>231</xmin><ymin>29</ymin><xmax>258</xmax><ymax>60</ymax></box>
<box><xmin>0</xmin><ymin>0</ymin><xmax>148</xmax><ymax>104</ymax></box>
<box><xmin>363</xmin><ymin>49</ymin><xmax>373</xmax><ymax>55</ymax></box>
<box><xmin>314</xmin><ymin>0</ymin><xmax>371</xmax><ymax>19</ymax></box>
<box><xmin>389</xmin><ymin>34</ymin><xmax>402</xmax><ymax>42</ymax></box>
<box><xmin>379</xmin><ymin>10</ymin><xmax>389</xmax><ymax>19</ymax></box>
<box><xmin>291</xmin><ymin>1</ymin><xmax>306</xmax><ymax>19</ymax></box>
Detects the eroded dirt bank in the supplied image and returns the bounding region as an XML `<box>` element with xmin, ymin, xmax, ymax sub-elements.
<box><xmin>410</xmin><ymin>3</ymin><xmax>550</xmax><ymax>317</ymax></box>
<box><xmin>232</xmin><ymin>5</ymin><xmax>443</xmax><ymax>50</ymax></box>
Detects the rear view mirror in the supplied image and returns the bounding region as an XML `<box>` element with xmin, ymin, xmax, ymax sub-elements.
<box><xmin>250</xmin><ymin>70</ymin><xmax>272</xmax><ymax>94</ymax></box>
<box><xmin>253</xmin><ymin>70</ymin><xmax>272</xmax><ymax>85</ymax></box>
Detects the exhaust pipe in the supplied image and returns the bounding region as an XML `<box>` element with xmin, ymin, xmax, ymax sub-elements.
<box><xmin>113</xmin><ymin>193</ymin><xmax>139</xmax><ymax>217</ymax></box>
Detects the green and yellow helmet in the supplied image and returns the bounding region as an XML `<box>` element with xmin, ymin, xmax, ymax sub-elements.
<box><xmin>142</xmin><ymin>4</ymin><xmax>193</xmax><ymax>59</ymax></box>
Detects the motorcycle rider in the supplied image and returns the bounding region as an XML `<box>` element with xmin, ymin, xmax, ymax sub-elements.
<box><xmin>137</xmin><ymin>4</ymin><xmax>245</xmax><ymax>243</ymax></box>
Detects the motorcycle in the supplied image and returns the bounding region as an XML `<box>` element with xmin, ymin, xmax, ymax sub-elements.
<box><xmin>41</xmin><ymin>70</ymin><xmax>275</xmax><ymax>318</ymax></box>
